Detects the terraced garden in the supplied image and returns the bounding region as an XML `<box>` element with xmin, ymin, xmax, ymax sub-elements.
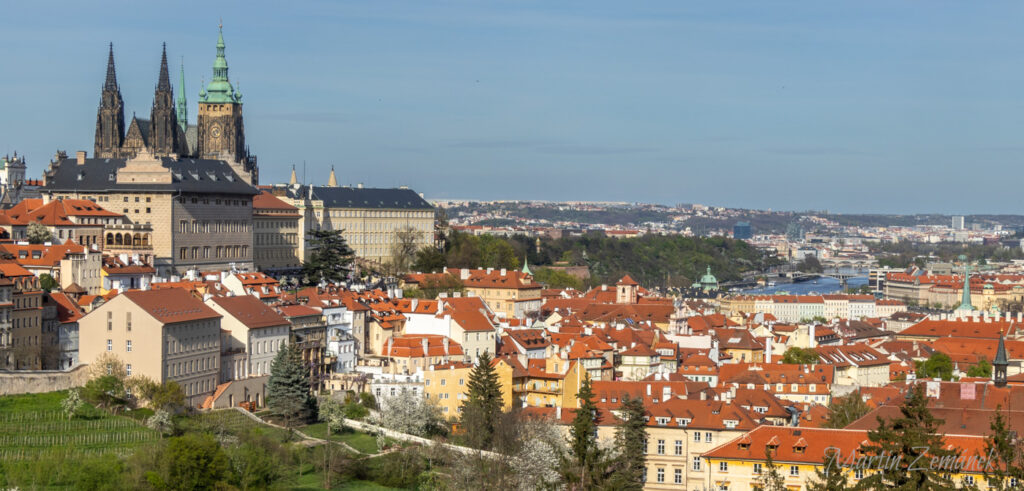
<box><xmin>0</xmin><ymin>392</ymin><xmax>160</xmax><ymax>460</ymax></box>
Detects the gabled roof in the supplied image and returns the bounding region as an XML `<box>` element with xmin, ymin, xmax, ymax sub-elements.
<box><xmin>122</xmin><ymin>288</ymin><xmax>220</xmax><ymax>324</ymax></box>
<box><xmin>44</xmin><ymin>157</ymin><xmax>258</xmax><ymax>195</ymax></box>
<box><xmin>288</xmin><ymin>185</ymin><xmax>433</xmax><ymax>210</ymax></box>
<box><xmin>209</xmin><ymin>295</ymin><xmax>289</xmax><ymax>329</ymax></box>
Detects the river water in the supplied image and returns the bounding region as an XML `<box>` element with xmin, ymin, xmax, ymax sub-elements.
<box><xmin>740</xmin><ymin>275</ymin><xmax>869</xmax><ymax>295</ymax></box>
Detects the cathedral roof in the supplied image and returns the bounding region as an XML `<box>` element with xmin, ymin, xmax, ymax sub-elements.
<box><xmin>44</xmin><ymin>157</ymin><xmax>258</xmax><ymax>196</ymax></box>
<box><xmin>288</xmin><ymin>185</ymin><xmax>433</xmax><ymax>210</ymax></box>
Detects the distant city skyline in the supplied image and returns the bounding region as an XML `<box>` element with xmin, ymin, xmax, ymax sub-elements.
<box><xmin>3</xmin><ymin>1</ymin><xmax>1024</xmax><ymax>214</ymax></box>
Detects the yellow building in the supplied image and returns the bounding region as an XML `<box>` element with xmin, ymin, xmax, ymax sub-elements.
<box><xmin>252</xmin><ymin>190</ymin><xmax>301</xmax><ymax>274</ymax></box>
<box><xmin>444</xmin><ymin>268</ymin><xmax>543</xmax><ymax>319</ymax></box>
<box><xmin>274</xmin><ymin>176</ymin><xmax>434</xmax><ymax>268</ymax></box>
<box><xmin>701</xmin><ymin>426</ymin><xmax>989</xmax><ymax>491</ymax></box>
<box><xmin>422</xmin><ymin>358</ymin><xmax>515</xmax><ymax>417</ymax></box>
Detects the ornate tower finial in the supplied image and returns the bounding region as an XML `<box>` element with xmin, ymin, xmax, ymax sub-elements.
<box><xmin>956</xmin><ymin>254</ymin><xmax>974</xmax><ymax>313</ymax></box>
<box><xmin>289</xmin><ymin>165</ymin><xmax>297</xmax><ymax>186</ymax></box>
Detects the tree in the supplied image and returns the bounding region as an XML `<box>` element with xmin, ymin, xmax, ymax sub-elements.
<box><xmin>607</xmin><ymin>394</ymin><xmax>646</xmax><ymax>490</ymax></box>
<box><xmin>982</xmin><ymin>406</ymin><xmax>1024</xmax><ymax>491</ymax></box>
<box><xmin>459</xmin><ymin>351</ymin><xmax>504</xmax><ymax>450</ymax></box>
<box><xmin>377</xmin><ymin>389</ymin><xmax>447</xmax><ymax>437</ymax></box>
<box><xmin>560</xmin><ymin>376</ymin><xmax>606</xmax><ymax>489</ymax></box>
<box><xmin>39</xmin><ymin>273</ymin><xmax>57</xmax><ymax>292</ymax></box>
<box><xmin>81</xmin><ymin>375</ymin><xmax>127</xmax><ymax>411</ymax></box>
<box><xmin>301</xmin><ymin>229</ymin><xmax>355</xmax><ymax>286</ymax></box>
<box><xmin>797</xmin><ymin>255</ymin><xmax>824</xmax><ymax>273</ymax></box>
<box><xmin>512</xmin><ymin>419</ymin><xmax>565</xmax><ymax>490</ymax></box>
<box><xmin>806</xmin><ymin>448</ymin><xmax>849</xmax><ymax>491</ymax></box>
<box><xmin>858</xmin><ymin>383</ymin><xmax>956</xmax><ymax>490</ymax></box>
<box><xmin>533</xmin><ymin>267</ymin><xmax>583</xmax><ymax>290</ymax></box>
<box><xmin>406</xmin><ymin>275</ymin><xmax>464</xmax><ymax>300</ymax></box>
<box><xmin>26</xmin><ymin>221</ymin><xmax>51</xmax><ymax>244</ymax></box>
<box><xmin>411</xmin><ymin>246</ymin><xmax>446</xmax><ymax>273</ymax></box>
<box><xmin>755</xmin><ymin>448</ymin><xmax>787</xmax><ymax>491</ymax></box>
<box><xmin>822</xmin><ymin>391</ymin><xmax>871</xmax><ymax>429</ymax></box>
<box><xmin>61</xmin><ymin>388</ymin><xmax>84</xmax><ymax>419</ymax></box>
<box><xmin>967</xmin><ymin>357</ymin><xmax>993</xmax><ymax>378</ymax></box>
<box><xmin>144</xmin><ymin>433</ymin><xmax>230</xmax><ymax>490</ymax></box>
<box><xmin>88</xmin><ymin>352</ymin><xmax>127</xmax><ymax>382</ymax></box>
<box><xmin>389</xmin><ymin>227</ymin><xmax>422</xmax><ymax>274</ymax></box>
<box><xmin>781</xmin><ymin>347</ymin><xmax>820</xmax><ymax>365</ymax></box>
<box><xmin>228</xmin><ymin>434</ymin><xmax>290</xmax><ymax>491</ymax></box>
<box><xmin>916</xmin><ymin>352</ymin><xmax>955</xmax><ymax>381</ymax></box>
<box><xmin>266</xmin><ymin>343</ymin><xmax>315</xmax><ymax>430</ymax></box>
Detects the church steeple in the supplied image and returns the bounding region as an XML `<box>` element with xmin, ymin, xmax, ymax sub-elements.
<box><xmin>176</xmin><ymin>59</ymin><xmax>188</xmax><ymax>132</ymax></box>
<box><xmin>327</xmin><ymin>166</ymin><xmax>338</xmax><ymax>187</ymax></box>
<box><xmin>197</xmin><ymin>22</ymin><xmax>248</xmax><ymax>169</ymax></box>
<box><xmin>95</xmin><ymin>43</ymin><xmax>125</xmax><ymax>158</ymax></box>
<box><xmin>994</xmin><ymin>332</ymin><xmax>1009</xmax><ymax>387</ymax></box>
<box><xmin>289</xmin><ymin>165</ymin><xmax>297</xmax><ymax>185</ymax></box>
<box><xmin>148</xmin><ymin>43</ymin><xmax>183</xmax><ymax>157</ymax></box>
<box><xmin>104</xmin><ymin>43</ymin><xmax>118</xmax><ymax>91</ymax></box>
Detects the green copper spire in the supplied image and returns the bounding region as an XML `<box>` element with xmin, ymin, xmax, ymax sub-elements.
<box><xmin>201</xmin><ymin>22</ymin><xmax>242</xmax><ymax>104</ymax></box>
<box><xmin>176</xmin><ymin>59</ymin><xmax>188</xmax><ymax>132</ymax></box>
<box><xmin>522</xmin><ymin>256</ymin><xmax>531</xmax><ymax>275</ymax></box>
<box><xmin>956</xmin><ymin>255</ymin><xmax>974</xmax><ymax>312</ymax></box>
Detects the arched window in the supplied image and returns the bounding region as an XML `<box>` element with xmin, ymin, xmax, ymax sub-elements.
<box><xmin>114</xmin><ymin>234</ymin><xmax>123</xmax><ymax>246</ymax></box>
<box><xmin>106</xmin><ymin>233</ymin><xmax>114</xmax><ymax>245</ymax></box>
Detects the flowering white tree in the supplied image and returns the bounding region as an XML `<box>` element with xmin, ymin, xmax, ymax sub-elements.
<box><xmin>375</xmin><ymin>389</ymin><xmax>446</xmax><ymax>437</ymax></box>
<box><xmin>61</xmin><ymin>389</ymin><xmax>83</xmax><ymax>420</ymax></box>
<box><xmin>511</xmin><ymin>420</ymin><xmax>565</xmax><ymax>490</ymax></box>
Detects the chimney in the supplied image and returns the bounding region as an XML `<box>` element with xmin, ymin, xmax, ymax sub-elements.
<box><xmin>500</xmin><ymin>268</ymin><xmax>507</xmax><ymax>276</ymax></box>
<box><xmin>1018</xmin><ymin>312</ymin><xmax>1022</xmax><ymax>323</ymax></box>
<box><xmin>76</xmin><ymin>151</ymin><xmax>86</xmax><ymax>165</ymax></box>
<box><xmin>662</xmin><ymin>386</ymin><xmax>671</xmax><ymax>401</ymax></box>
<box><xmin>486</xmin><ymin>267</ymin><xmax>494</xmax><ymax>274</ymax></box>
<box><xmin>421</xmin><ymin>338</ymin><xmax>428</xmax><ymax>355</ymax></box>
<box><xmin>411</xmin><ymin>298</ymin><xmax>418</xmax><ymax>311</ymax></box>
<box><xmin>556</xmin><ymin>406</ymin><xmax>562</xmax><ymax>420</ymax></box>
<box><xmin>646</xmin><ymin>384</ymin><xmax>652</xmax><ymax>396</ymax></box>
<box><xmin>460</xmin><ymin>269</ymin><xmax>470</xmax><ymax>281</ymax></box>
<box><xmin>443</xmin><ymin>337</ymin><xmax>450</xmax><ymax>355</ymax></box>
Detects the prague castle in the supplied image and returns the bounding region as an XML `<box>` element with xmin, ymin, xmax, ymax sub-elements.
<box><xmin>44</xmin><ymin>26</ymin><xmax>258</xmax><ymax>275</ymax></box>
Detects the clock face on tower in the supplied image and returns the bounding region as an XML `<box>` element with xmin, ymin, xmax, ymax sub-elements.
<box><xmin>210</xmin><ymin>124</ymin><xmax>222</xmax><ymax>139</ymax></box>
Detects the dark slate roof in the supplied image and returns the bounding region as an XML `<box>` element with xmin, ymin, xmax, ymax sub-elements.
<box><xmin>129</xmin><ymin>117</ymin><xmax>151</xmax><ymax>145</ymax></box>
<box><xmin>288</xmin><ymin>185</ymin><xmax>432</xmax><ymax>210</ymax></box>
<box><xmin>44</xmin><ymin>157</ymin><xmax>258</xmax><ymax>195</ymax></box>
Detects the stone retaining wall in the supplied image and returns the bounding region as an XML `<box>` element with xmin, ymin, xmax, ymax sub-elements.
<box><xmin>0</xmin><ymin>365</ymin><xmax>90</xmax><ymax>395</ymax></box>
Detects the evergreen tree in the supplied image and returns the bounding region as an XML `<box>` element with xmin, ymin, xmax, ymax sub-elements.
<box><xmin>755</xmin><ymin>448</ymin><xmax>787</xmax><ymax>491</ymax></box>
<box><xmin>806</xmin><ymin>448</ymin><xmax>849</xmax><ymax>491</ymax></box>
<box><xmin>459</xmin><ymin>351</ymin><xmax>504</xmax><ymax>449</ymax></box>
<box><xmin>301</xmin><ymin>229</ymin><xmax>355</xmax><ymax>286</ymax></box>
<box><xmin>266</xmin><ymin>344</ymin><xmax>315</xmax><ymax>430</ymax></box>
<box><xmin>607</xmin><ymin>394</ymin><xmax>646</xmax><ymax>490</ymax></box>
<box><xmin>858</xmin><ymin>383</ymin><xmax>955</xmax><ymax>490</ymax></box>
<box><xmin>982</xmin><ymin>406</ymin><xmax>1024</xmax><ymax>491</ymax></box>
<box><xmin>560</xmin><ymin>376</ymin><xmax>606</xmax><ymax>490</ymax></box>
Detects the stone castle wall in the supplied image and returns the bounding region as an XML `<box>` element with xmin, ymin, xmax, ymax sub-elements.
<box><xmin>0</xmin><ymin>364</ymin><xmax>90</xmax><ymax>395</ymax></box>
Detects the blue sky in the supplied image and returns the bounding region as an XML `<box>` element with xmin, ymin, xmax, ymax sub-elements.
<box><xmin>2</xmin><ymin>1</ymin><xmax>1024</xmax><ymax>213</ymax></box>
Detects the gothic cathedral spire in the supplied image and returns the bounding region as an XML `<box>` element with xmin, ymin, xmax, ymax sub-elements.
<box><xmin>149</xmin><ymin>43</ymin><xmax>185</xmax><ymax>157</ymax></box>
<box><xmin>95</xmin><ymin>43</ymin><xmax>125</xmax><ymax>158</ymax></box>
<box><xmin>176</xmin><ymin>59</ymin><xmax>188</xmax><ymax>133</ymax></box>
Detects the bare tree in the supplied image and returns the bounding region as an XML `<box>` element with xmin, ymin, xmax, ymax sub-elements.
<box><xmin>390</xmin><ymin>227</ymin><xmax>423</xmax><ymax>274</ymax></box>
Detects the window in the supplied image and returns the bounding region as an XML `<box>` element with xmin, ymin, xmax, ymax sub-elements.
<box><xmin>675</xmin><ymin>440</ymin><xmax>683</xmax><ymax>455</ymax></box>
<box><xmin>692</xmin><ymin>457</ymin><xmax>701</xmax><ymax>471</ymax></box>
<box><xmin>126</xmin><ymin>312</ymin><xmax>131</xmax><ymax>331</ymax></box>
<box><xmin>180</xmin><ymin>248</ymin><xmax>187</xmax><ymax>259</ymax></box>
<box><xmin>657</xmin><ymin>439</ymin><xmax>665</xmax><ymax>455</ymax></box>
<box><xmin>126</xmin><ymin>364</ymin><xmax>132</xmax><ymax>376</ymax></box>
<box><xmin>719</xmin><ymin>462</ymin><xmax>728</xmax><ymax>472</ymax></box>
<box><xmin>126</xmin><ymin>340</ymin><xmax>132</xmax><ymax>352</ymax></box>
<box><xmin>694</xmin><ymin>432</ymin><xmax>702</xmax><ymax>442</ymax></box>
<box><xmin>656</xmin><ymin>468</ymin><xmax>664</xmax><ymax>483</ymax></box>
<box><xmin>790</xmin><ymin>465</ymin><xmax>799</xmax><ymax>476</ymax></box>
<box><xmin>107</xmin><ymin>311</ymin><xmax>113</xmax><ymax>331</ymax></box>
<box><xmin>705</xmin><ymin>432</ymin><xmax>712</xmax><ymax>443</ymax></box>
<box><xmin>753</xmin><ymin>463</ymin><xmax>762</xmax><ymax>474</ymax></box>
<box><xmin>106</xmin><ymin>339</ymin><xmax>112</xmax><ymax>351</ymax></box>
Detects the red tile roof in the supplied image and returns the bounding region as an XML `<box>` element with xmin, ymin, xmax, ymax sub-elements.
<box><xmin>122</xmin><ymin>288</ymin><xmax>221</xmax><ymax>324</ymax></box>
<box><xmin>209</xmin><ymin>295</ymin><xmax>290</xmax><ymax>330</ymax></box>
